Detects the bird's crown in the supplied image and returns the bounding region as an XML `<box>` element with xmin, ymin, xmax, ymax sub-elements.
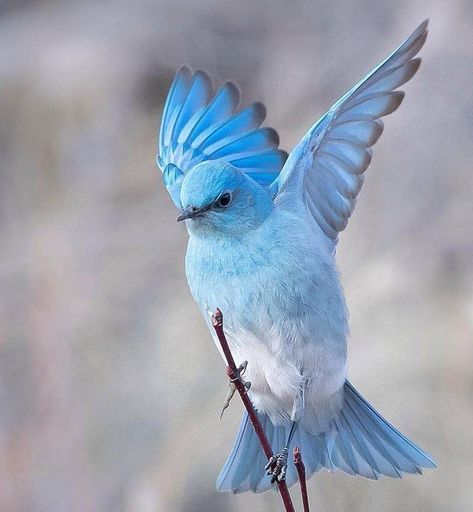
<box><xmin>180</xmin><ymin>161</ymin><xmax>244</xmax><ymax>209</ymax></box>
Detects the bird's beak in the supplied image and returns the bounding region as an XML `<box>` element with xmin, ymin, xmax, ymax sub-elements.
<box><xmin>177</xmin><ymin>205</ymin><xmax>208</xmax><ymax>222</ymax></box>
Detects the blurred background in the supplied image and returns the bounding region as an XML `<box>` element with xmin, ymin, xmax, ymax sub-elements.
<box><xmin>0</xmin><ymin>0</ymin><xmax>472</xmax><ymax>511</ymax></box>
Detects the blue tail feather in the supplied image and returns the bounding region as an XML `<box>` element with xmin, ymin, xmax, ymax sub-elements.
<box><xmin>217</xmin><ymin>381</ymin><xmax>436</xmax><ymax>493</ymax></box>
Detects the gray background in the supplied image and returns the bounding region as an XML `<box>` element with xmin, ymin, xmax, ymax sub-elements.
<box><xmin>0</xmin><ymin>0</ymin><xmax>472</xmax><ymax>511</ymax></box>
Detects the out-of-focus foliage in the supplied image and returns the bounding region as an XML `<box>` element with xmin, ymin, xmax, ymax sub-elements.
<box><xmin>0</xmin><ymin>1</ymin><xmax>471</xmax><ymax>511</ymax></box>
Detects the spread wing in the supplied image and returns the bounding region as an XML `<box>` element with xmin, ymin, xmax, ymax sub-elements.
<box><xmin>157</xmin><ymin>67</ymin><xmax>287</xmax><ymax>207</ymax></box>
<box><xmin>270</xmin><ymin>21</ymin><xmax>428</xmax><ymax>253</ymax></box>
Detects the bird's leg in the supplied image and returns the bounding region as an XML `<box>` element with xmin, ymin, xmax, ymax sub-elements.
<box><xmin>266</xmin><ymin>378</ymin><xmax>306</xmax><ymax>483</ymax></box>
<box><xmin>265</xmin><ymin>421</ymin><xmax>298</xmax><ymax>483</ymax></box>
<box><xmin>220</xmin><ymin>360</ymin><xmax>251</xmax><ymax>419</ymax></box>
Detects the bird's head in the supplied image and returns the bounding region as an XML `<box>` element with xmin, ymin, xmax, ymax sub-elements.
<box><xmin>178</xmin><ymin>161</ymin><xmax>273</xmax><ymax>236</ymax></box>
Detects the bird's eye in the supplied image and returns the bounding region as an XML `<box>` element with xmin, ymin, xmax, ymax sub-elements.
<box><xmin>217</xmin><ymin>192</ymin><xmax>233</xmax><ymax>208</ymax></box>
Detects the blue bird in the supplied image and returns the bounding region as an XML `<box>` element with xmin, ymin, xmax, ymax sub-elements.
<box><xmin>156</xmin><ymin>21</ymin><xmax>435</xmax><ymax>492</ymax></box>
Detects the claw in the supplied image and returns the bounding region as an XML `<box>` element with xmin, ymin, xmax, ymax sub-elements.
<box><xmin>237</xmin><ymin>360</ymin><xmax>248</xmax><ymax>376</ymax></box>
<box><xmin>220</xmin><ymin>380</ymin><xmax>237</xmax><ymax>419</ymax></box>
<box><xmin>265</xmin><ymin>447</ymin><xmax>289</xmax><ymax>483</ymax></box>
<box><xmin>220</xmin><ymin>361</ymin><xmax>251</xmax><ymax>419</ymax></box>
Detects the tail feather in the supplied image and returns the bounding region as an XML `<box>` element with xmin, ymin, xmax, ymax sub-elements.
<box><xmin>217</xmin><ymin>412</ymin><xmax>262</xmax><ymax>492</ymax></box>
<box><xmin>217</xmin><ymin>381</ymin><xmax>436</xmax><ymax>493</ymax></box>
<box><xmin>338</xmin><ymin>408</ymin><xmax>379</xmax><ymax>479</ymax></box>
<box><xmin>345</xmin><ymin>382</ymin><xmax>435</xmax><ymax>474</ymax></box>
<box><xmin>334</xmin><ymin>415</ymin><xmax>365</xmax><ymax>476</ymax></box>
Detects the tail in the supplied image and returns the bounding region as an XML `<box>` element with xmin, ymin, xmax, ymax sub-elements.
<box><xmin>217</xmin><ymin>381</ymin><xmax>436</xmax><ymax>493</ymax></box>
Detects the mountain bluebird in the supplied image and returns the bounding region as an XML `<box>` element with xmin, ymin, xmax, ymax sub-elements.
<box><xmin>156</xmin><ymin>20</ymin><xmax>435</xmax><ymax>492</ymax></box>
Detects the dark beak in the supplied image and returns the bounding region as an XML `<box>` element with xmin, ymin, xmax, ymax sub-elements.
<box><xmin>176</xmin><ymin>205</ymin><xmax>209</xmax><ymax>222</ymax></box>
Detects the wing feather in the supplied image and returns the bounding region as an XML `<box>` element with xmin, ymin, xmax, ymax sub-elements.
<box><xmin>157</xmin><ymin>68</ymin><xmax>286</xmax><ymax>207</ymax></box>
<box><xmin>271</xmin><ymin>21</ymin><xmax>428</xmax><ymax>252</ymax></box>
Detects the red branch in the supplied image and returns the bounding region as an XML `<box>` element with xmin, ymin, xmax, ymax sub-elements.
<box><xmin>293</xmin><ymin>447</ymin><xmax>310</xmax><ymax>512</ymax></box>
<box><xmin>212</xmin><ymin>308</ymin><xmax>295</xmax><ymax>512</ymax></box>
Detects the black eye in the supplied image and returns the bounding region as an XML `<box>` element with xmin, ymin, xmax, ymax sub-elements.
<box><xmin>217</xmin><ymin>192</ymin><xmax>233</xmax><ymax>208</ymax></box>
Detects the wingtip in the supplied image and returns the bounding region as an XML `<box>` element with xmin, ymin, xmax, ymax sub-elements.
<box><xmin>191</xmin><ymin>69</ymin><xmax>213</xmax><ymax>92</ymax></box>
<box><xmin>175</xmin><ymin>66</ymin><xmax>214</xmax><ymax>91</ymax></box>
<box><xmin>221</xmin><ymin>80</ymin><xmax>241</xmax><ymax>109</ymax></box>
<box><xmin>176</xmin><ymin>64</ymin><xmax>192</xmax><ymax>78</ymax></box>
<box><xmin>412</xmin><ymin>19</ymin><xmax>429</xmax><ymax>45</ymax></box>
<box><xmin>167</xmin><ymin>65</ymin><xmax>192</xmax><ymax>92</ymax></box>
<box><xmin>263</xmin><ymin>126</ymin><xmax>280</xmax><ymax>147</ymax></box>
<box><xmin>412</xmin><ymin>19</ymin><xmax>429</xmax><ymax>38</ymax></box>
<box><xmin>224</xmin><ymin>80</ymin><xmax>241</xmax><ymax>98</ymax></box>
<box><xmin>419</xmin><ymin>18</ymin><xmax>429</xmax><ymax>31</ymax></box>
<box><xmin>397</xmin><ymin>19</ymin><xmax>428</xmax><ymax>61</ymax></box>
<box><xmin>279</xmin><ymin>149</ymin><xmax>289</xmax><ymax>165</ymax></box>
<box><xmin>251</xmin><ymin>101</ymin><xmax>267</xmax><ymax>124</ymax></box>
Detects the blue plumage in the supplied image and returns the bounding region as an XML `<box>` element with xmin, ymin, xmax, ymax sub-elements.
<box><xmin>156</xmin><ymin>21</ymin><xmax>435</xmax><ymax>493</ymax></box>
<box><xmin>217</xmin><ymin>382</ymin><xmax>435</xmax><ymax>493</ymax></box>
<box><xmin>157</xmin><ymin>67</ymin><xmax>287</xmax><ymax>207</ymax></box>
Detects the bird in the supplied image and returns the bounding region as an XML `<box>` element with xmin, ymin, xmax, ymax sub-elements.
<box><xmin>156</xmin><ymin>20</ymin><xmax>435</xmax><ymax>493</ymax></box>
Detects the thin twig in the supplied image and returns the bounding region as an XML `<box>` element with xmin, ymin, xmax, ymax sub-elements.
<box><xmin>293</xmin><ymin>447</ymin><xmax>310</xmax><ymax>512</ymax></box>
<box><xmin>212</xmin><ymin>308</ymin><xmax>295</xmax><ymax>512</ymax></box>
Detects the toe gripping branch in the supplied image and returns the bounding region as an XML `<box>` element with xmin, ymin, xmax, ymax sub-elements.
<box><xmin>212</xmin><ymin>308</ymin><xmax>310</xmax><ymax>512</ymax></box>
<box><xmin>220</xmin><ymin>360</ymin><xmax>251</xmax><ymax>419</ymax></box>
<box><xmin>266</xmin><ymin>447</ymin><xmax>289</xmax><ymax>483</ymax></box>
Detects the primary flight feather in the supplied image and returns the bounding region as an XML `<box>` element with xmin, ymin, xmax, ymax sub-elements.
<box><xmin>156</xmin><ymin>20</ymin><xmax>435</xmax><ymax>492</ymax></box>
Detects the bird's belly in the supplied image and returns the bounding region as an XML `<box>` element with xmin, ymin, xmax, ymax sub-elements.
<box><xmin>186</xmin><ymin>232</ymin><xmax>348</xmax><ymax>420</ymax></box>
<box><xmin>221</xmin><ymin>289</ymin><xmax>347</xmax><ymax>422</ymax></box>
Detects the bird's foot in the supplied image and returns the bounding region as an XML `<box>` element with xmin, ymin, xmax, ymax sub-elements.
<box><xmin>220</xmin><ymin>361</ymin><xmax>251</xmax><ymax>419</ymax></box>
<box><xmin>265</xmin><ymin>447</ymin><xmax>289</xmax><ymax>483</ymax></box>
